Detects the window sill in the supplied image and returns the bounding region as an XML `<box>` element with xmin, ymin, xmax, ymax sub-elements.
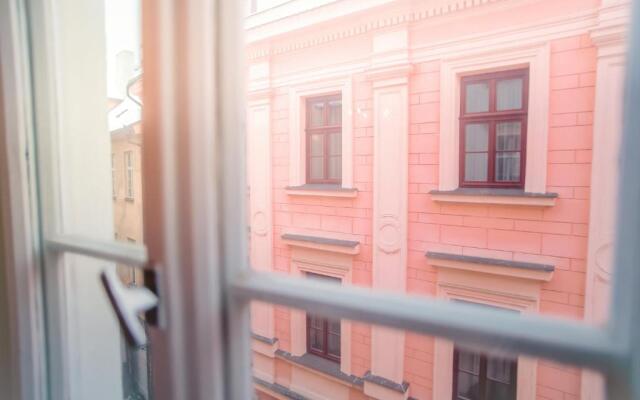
<box><xmin>282</xmin><ymin>233</ymin><xmax>360</xmax><ymax>255</ymax></box>
<box><xmin>285</xmin><ymin>184</ymin><xmax>358</xmax><ymax>198</ymax></box>
<box><xmin>275</xmin><ymin>350</ymin><xmax>363</xmax><ymax>387</ymax></box>
<box><xmin>251</xmin><ymin>333</ymin><xmax>278</xmax><ymax>357</ymax></box>
<box><xmin>125</xmin><ymin>197</ymin><xmax>135</xmax><ymax>202</ymax></box>
<box><xmin>426</xmin><ymin>251</ymin><xmax>554</xmax><ymax>282</ymax></box>
<box><xmin>429</xmin><ymin>188</ymin><xmax>557</xmax><ymax>207</ymax></box>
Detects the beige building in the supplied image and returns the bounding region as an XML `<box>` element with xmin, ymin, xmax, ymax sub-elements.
<box><xmin>109</xmin><ymin>75</ymin><xmax>144</xmax><ymax>285</ymax></box>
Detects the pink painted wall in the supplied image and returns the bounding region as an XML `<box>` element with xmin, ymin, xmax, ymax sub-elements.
<box><xmin>247</xmin><ymin>1</ymin><xmax>629</xmax><ymax>399</ymax></box>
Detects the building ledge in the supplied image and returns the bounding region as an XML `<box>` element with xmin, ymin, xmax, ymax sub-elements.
<box><xmin>252</xmin><ymin>333</ymin><xmax>279</xmax><ymax>357</ymax></box>
<box><xmin>285</xmin><ymin>184</ymin><xmax>358</xmax><ymax>198</ymax></box>
<box><xmin>363</xmin><ymin>371</ymin><xmax>409</xmax><ymax>400</ymax></box>
<box><xmin>281</xmin><ymin>233</ymin><xmax>360</xmax><ymax>255</ymax></box>
<box><xmin>254</xmin><ymin>377</ymin><xmax>309</xmax><ymax>400</ymax></box>
<box><xmin>426</xmin><ymin>251</ymin><xmax>555</xmax><ymax>282</ymax></box>
<box><xmin>276</xmin><ymin>350</ymin><xmax>363</xmax><ymax>387</ymax></box>
<box><xmin>429</xmin><ymin>188</ymin><xmax>557</xmax><ymax>207</ymax></box>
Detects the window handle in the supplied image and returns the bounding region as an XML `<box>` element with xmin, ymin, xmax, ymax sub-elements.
<box><xmin>100</xmin><ymin>268</ymin><xmax>159</xmax><ymax>346</ymax></box>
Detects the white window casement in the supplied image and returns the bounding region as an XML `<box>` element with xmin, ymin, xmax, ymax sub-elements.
<box><xmin>124</xmin><ymin>150</ymin><xmax>134</xmax><ymax>200</ymax></box>
<box><xmin>111</xmin><ymin>153</ymin><xmax>116</xmax><ymax>199</ymax></box>
<box><xmin>3</xmin><ymin>1</ymin><xmax>640</xmax><ymax>400</ymax></box>
<box><xmin>428</xmin><ymin>251</ymin><xmax>554</xmax><ymax>400</ymax></box>
<box><xmin>287</xmin><ymin>78</ymin><xmax>356</xmax><ymax>197</ymax></box>
<box><xmin>434</xmin><ymin>44</ymin><xmax>554</xmax><ymax>206</ymax></box>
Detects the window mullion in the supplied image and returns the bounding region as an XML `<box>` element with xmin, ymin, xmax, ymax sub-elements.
<box><xmin>480</xmin><ymin>355</ymin><xmax>487</xmax><ymax>400</ymax></box>
<box><xmin>488</xmin><ymin>120</ymin><xmax>496</xmax><ymax>184</ymax></box>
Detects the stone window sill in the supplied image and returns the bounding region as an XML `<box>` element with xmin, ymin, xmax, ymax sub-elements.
<box><xmin>276</xmin><ymin>350</ymin><xmax>363</xmax><ymax>387</ymax></box>
<box><xmin>281</xmin><ymin>233</ymin><xmax>360</xmax><ymax>255</ymax></box>
<box><xmin>429</xmin><ymin>188</ymin><xmax>557</xmax><ymax>207</ymax></box>
<box><xmin>426</xmin><ymin>251</ymin><xmax>555</xmax><ymax>282</ymax></box>
<box><xmin>286</xmin><ymin>184</ymin><xmax>358</xmax><ymax>198</ymax></box>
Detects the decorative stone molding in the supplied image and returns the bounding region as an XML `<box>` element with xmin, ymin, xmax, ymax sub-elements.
<box><xmin>431</xmin><ymin>253</ymin><xmax>543</xmax><ymax>400</ymax></box>
<box><xmin>426</xmin><ymin>251</ymin><xmax>554</xmax><ymax>282</ymax></box>
<box><xmin>277</xmin><ymin>350</ymin><xmax>364</xmax><ymax>387</ymax></box>
<box><xmin>252</xmin><ymin>333</ymin><xmax>279</xmax><ymax>358</ymax></box>
<box><xmin>254</xmin><ymin>377</ymin><xmax>306</xmax><ymax>400</ymax></box>
<box><xmin>248</xmin><ymin>82</ymin><xmax>275</xmax><ymax>357</ymax></box>
<box><xmin>582</xmin><ymin>3</ymin><xmax>629</xmax><ymax>399</ymax></box>
<box><xmin>285</xmin><ymin>184</ymin><xmax>358</xmax><ymax>198</ymax></box>
<box><xmin>287</xmin><ymin>245</ymin><xmax>355</xmax><ymax>377</ymax></box>
<box><xmin>282</xmin><ymin>233</ymin><xmax>360</xmax><ymax>256</ymax></box>
<box><xmin>369</xmin><ymin>47</ymin><xmax>411</xmax><ymax>389</ymax></box>
<box><xmin>363</xmin><ymin>371</ymin><xmax>409</xmax><ymax>400</ymax></box>
<box><xmin>246</xmin><ymin>0</ymin><xmax>513</xmax><ymax>57</ymax></box>
<box><xmin>429</xmin><ymin>188</ymin><xmax>557</xmax><ymax>207</ymax></box>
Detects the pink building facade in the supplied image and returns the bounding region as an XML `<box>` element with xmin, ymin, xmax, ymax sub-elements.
<box><xmin>246</xmin><ymin>1</ymin><xmax>630</xmax><ymax>399</ymax></box>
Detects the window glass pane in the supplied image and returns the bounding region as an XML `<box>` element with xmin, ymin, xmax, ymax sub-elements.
<box><xmin>495</xmin><ymin>152</ymin><xmax>521</xmax><ymax>182</ymax></box>
<box><xmin>456</xmin><ymin>371</ymin><xmax>480</xmax><ymax>399</ymax></box>
<box><xmin>309</xmin><ymin>101</ymin><xmax>325</xmax><ymax>127</ymax></box>
<box><xmin>485</xmin><ymin>380</ymin><xmax>512</xmax><ymax>400</ymax></box>
<box><xmin>496</xmin><ymin>121</ymin><xmax>521</xmax><ymax>151</ymax></box>
<box><xmin>328</xmin><ymin>333</ymin><xmax>340</xmax><ymax>357</ymax></box>
<box><xmin>309</xmin><ymin>157</ymin><xmax>324</xmax><ymax>180</ymax></box>
<box><xmin>310</xmin><ymin>134</ymin><xmax>324</xmax><ymax>156</ymax></box>
<box><xmin>328</xmin><ymin>132</ymin><xmax>341</xmax><ymax>156</ymax></box>
<box><xmin>458</xmin><ymin>350</ymin><xmax>481</xmax><ymax>374</ymax></box>
<box><xmin>465</xmin><ymin>123</ymin><xmax>489</xmax><ymax>152</ymax></box>
<box><xmin>487</xmin><ymin>356</ymin><xmax>514</xmax><ymax>383</ymax></box>
<box><xmin>328</xmin><ymin>319</ymin><xmax>340</xmax><ymax>334</ymax></box>
<box><xmin>496</xmin><ymin>78</ymin><xmax>523</xmax><ymax>111</ymax></box>
<box><xmin>328</xmin><ymin>99</ymin><xmax>342</xmax><ymax>125</ymax></box>
<box><xmin>310</xmin><ymin>328</ymin><xmax>324</xmax><ymax>351</ymax></box>
<box><xmin>328</xmin><ymin>156</ymin><xmax>341</xmax><ymax>180</ymax></box>
<box><xmin>465</xmin><ymin>153</ymin><xmax>488</xmax><ymax>182</ymax></box>
<box><xmin>465</xmin><ymin>82</ymin><xmax>489</xmax><ymax>113</ymax></box>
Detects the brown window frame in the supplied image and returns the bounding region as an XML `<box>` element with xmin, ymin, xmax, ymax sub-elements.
<box><xmin>305</xmin><ymin>273</ymin><xmax>341</xmax><ymax>363</ymax></box>
<box><xmin>459</xmin><ymin>68</ymin><xmax>529</xmax><ymax>189</ymax></box>
<box><xmin>305</xmin><ymin>94</ymin><xmax>342</xmax><ymax>184</ymax></box>
<box><xmin>452</xmin><ymin>347</ymin><xmax>518</xmax><ymax>400</ymax></box>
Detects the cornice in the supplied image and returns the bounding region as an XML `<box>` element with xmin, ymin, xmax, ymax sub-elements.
<box><xmin>247</xmin><ymin>0</ymin><xmax>510</xmax><ymax>60</ymax></box>
<box><xmin>247</xmin><ymin>88</ymin><xmax>272</xmax><ymax>102</ymax></box>
<box><xmin>590</xmin><ymin>2</ymin><xmax>630</xmax><ymax>50</ymax></box>
<box><xmin>365</xmin><ymin>63</ymin><xmax>413</xmax><ymax>83</ymax></box>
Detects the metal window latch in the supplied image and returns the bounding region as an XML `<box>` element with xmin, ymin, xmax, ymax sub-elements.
<box><xmin>100</xmin><ymin>266</ymin><xmax>161</xmax><ymax>347</ymax></box>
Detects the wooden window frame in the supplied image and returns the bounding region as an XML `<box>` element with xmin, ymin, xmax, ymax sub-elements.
<box><xmin>305</xmin><ymin>94</ymin><xmax>342</xmax><ymax>184</ymax></box>
<box><xmin>305</xmin><ymin>272</ymin><xmax>341</xmax><ymax>363</ymax></box>
<box><xmin>306</xmin><ymin>313</ymin><xmax>341</xmax><ymax>363</ymax></box>
<box><xmin>452</xmin><ymin>347</ymin><xmax>518</xmax><ymax>400</ymax></box>
<box><xmin>459</xmin><ymin>69</ymin><xmax>529</xmax><ymax>189</ymax></box>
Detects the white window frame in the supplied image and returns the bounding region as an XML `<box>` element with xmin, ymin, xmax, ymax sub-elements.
<box><xmin>111</xmin><ymin>153</ymin><xmax>116</xmax><ymax>198</ymax></box>
<box><xmin>124</xmin><ymin>150</ymin><xmax>134</xmax><ymax>200</ymax></box>
<box><xmin>1</xmin><ymin>1</ymin><xmax>639</xmax><ymax>400</ymax></box>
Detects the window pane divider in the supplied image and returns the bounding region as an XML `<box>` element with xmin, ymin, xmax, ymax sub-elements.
<box><xmin>45</xmin><ymin>234</ymin><xmax>148</xmax><ymax>267</ymax></box>
<box><xmin>233</xmin><ymin>271</ymin><xmax>625</xmax><ymax>374</ymax></box>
